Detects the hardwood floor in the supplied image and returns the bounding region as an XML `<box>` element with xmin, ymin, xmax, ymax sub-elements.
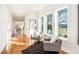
<box><xmin>1</xmin><ymin>34</ymin><xmax>67</xmax><ymax>54</ymax></box>
<box><xmin>6</xmin><ymin>34</ymin><xmax>30</xmax><ymax>54</ymax></box>
<box><xmin>59</xmin><ymin>50</ymin><xmax>67</xmax><ymax>54</ymax></box>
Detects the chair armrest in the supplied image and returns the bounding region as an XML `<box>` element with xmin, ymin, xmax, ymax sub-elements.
<box><xmin>43</xmin><ymin>41</ymin><xmax>62</xmax><ymax>51</ymax></box>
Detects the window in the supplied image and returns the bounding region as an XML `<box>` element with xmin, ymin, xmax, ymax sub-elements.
<box><xmin>41</xmin><ymin>17</ymin><xmax>44</xmax><ymax>33</ymax></box>
<box><xmin>29</xmin><ymin>19</ymin><xmax>37</xmax><ymax>35</ymax></box>
<box><xmin>56</xmin><ymin>7</ymin><xmax>68</xmax><ymax>38</ymax></box>
<box><xmin>41</xmin><ymin>14</ymin><xmax>52</xmax><ymax>35</ymax></box>
<box><xmin>47</xmin><ymin>14</ymin><xmax>52</xmax><ymax>34</ymax></box>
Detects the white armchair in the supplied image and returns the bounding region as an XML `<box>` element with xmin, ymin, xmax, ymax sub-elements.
<box><xmin>43</xmin><ymin>38</ymin><xmax>62</xmax><ymax>52</ymax></box>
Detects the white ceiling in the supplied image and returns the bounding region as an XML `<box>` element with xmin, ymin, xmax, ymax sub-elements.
<box><xmin>9</xmin><ymin>4</ymin><xmax>48</xmax><ymax>17</ymax></box>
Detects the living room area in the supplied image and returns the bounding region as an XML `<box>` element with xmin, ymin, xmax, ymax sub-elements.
<box><xmin>0</xmin><ymin>4</ymin><xmax>79</xmax><ymax>54</ymax></box>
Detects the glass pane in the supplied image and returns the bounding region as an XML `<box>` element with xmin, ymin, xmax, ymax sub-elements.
<box><xmin>58</xmin><ymin>8</ymin><xmax>67</xmax><ymax>38</ymax></box>
<box><xmin>47</xmin><ymin>14</ymin><xmax>52</xmax><ymax>34</ymax></box>
<box><xmin>41</xmin><ymin>17</ymin><xmax>43</xmax><ymax>33</ymax></box>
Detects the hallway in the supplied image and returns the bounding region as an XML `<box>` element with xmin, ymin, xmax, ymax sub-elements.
<box><xmin>0</xmin><ymin>4</ymin><xmax>79</xmax><ymax>54</ymax></box>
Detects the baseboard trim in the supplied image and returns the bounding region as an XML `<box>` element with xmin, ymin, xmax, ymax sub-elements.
<box><xmin>60</xmin><ymin>50</ymin><xmax>68</xmax><ymax>54</ymax></box>
<box><xmin>0</xmin><ymin>50</ymin><xmax>2</xmax><ymax>54</ymax></box>
<box><xmin>1</xmin><ymin>46</ymin><xmax>7</xmax><ymax>54</ymax></box>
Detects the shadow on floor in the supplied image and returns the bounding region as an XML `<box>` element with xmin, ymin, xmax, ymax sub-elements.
<box><xmin>21</xmin><ymin>41</ymin><xmax>59</xmax><ymax>54</ymax></box>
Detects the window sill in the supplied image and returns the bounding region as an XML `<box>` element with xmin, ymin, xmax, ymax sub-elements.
<box><xmin>58</xmin><ymin>37</ymin><xmax>67</xmax><ymax>40</ymax></box>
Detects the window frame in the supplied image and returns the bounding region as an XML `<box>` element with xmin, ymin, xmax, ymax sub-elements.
<box><xmin>47</xmin><ymin>14</ymin><xmax>53</xmax><ymax>34</ymax></box>
<box><xmin>55</xmin><ymin>6</ymin><xmax>68</xmax><ymax>40</ymax></box>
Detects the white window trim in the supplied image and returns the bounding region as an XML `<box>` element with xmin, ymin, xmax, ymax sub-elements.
<box><xmin>55</xmin><ymin>6</ymin><xmax>68</xmax><ymax>40</ymax></box>
<box><xmin>42</xmin><ymin>12</ymin><xmax>53</xmax><ymax>36</ymax></box>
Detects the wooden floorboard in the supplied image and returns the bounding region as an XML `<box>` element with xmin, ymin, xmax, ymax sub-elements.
<box><xmin>1</xmin><ymin>46</ymin><xmax>7</xmax><ymax>54</ymax></box>
<box><xmin>1</xmin><ymin>34</ymin><xmax>67</xmax><ymax>54</ymax></box>
<box><xmin>59</xmin><ymin>50</ymin><xmax>67</xmax><ymax>54</ymax></box>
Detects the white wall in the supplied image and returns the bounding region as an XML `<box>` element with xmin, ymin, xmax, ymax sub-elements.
<box><xmin>0</xmin><ymin>5</ymin><xmax>12</xmax><ymax>52</ymax></box>
<box><xmin>38</xmin><ymin>4</ymin><xmax>79</xmax><ymax>54</ymax></box>
<box><xmin>62</xmin><ymin>5</ymin><xmax>79</xmax><ymax>54</ymax></box>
